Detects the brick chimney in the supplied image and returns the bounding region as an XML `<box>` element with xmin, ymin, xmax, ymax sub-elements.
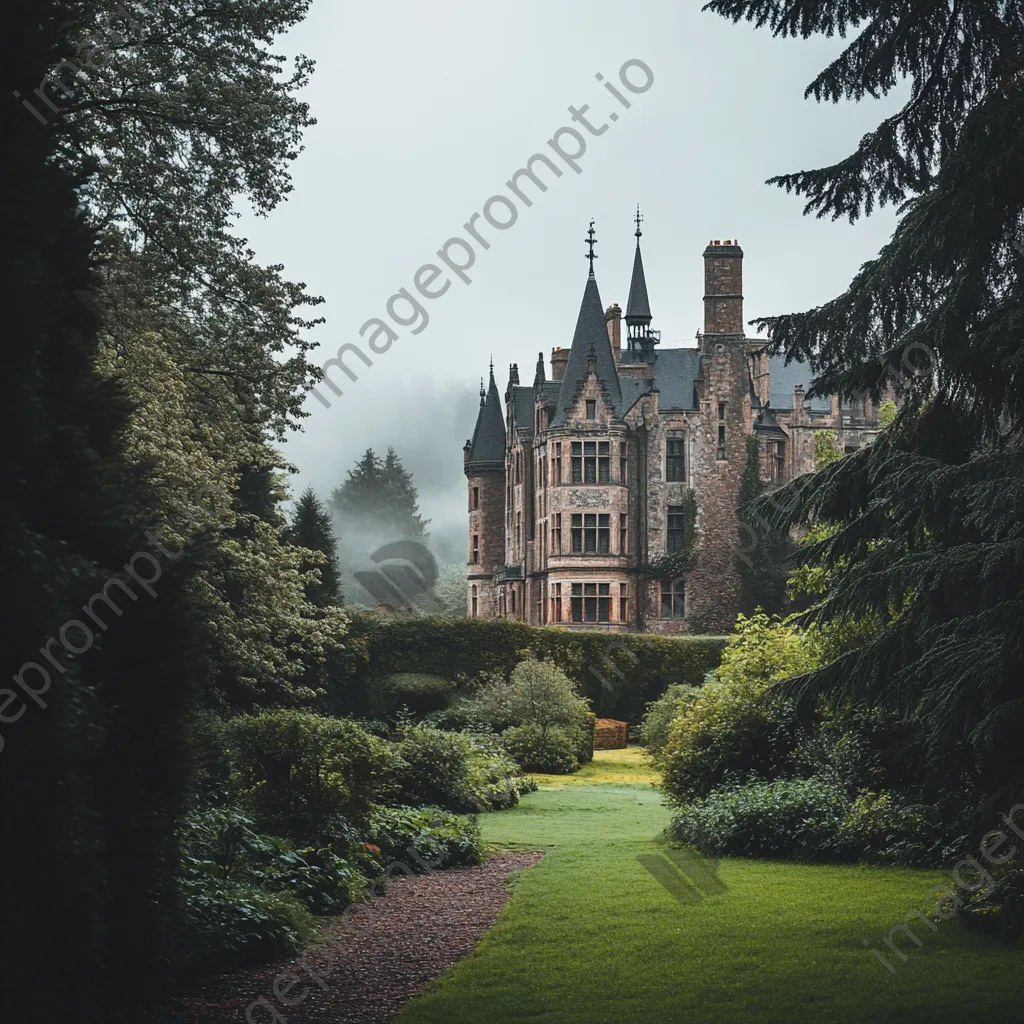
<box><xmin>605</xmin><ymin>303</ymin><xmax>622</xmax><ymax>369</ymax></box>
<box><xmin>551</xmin><ymin>346</ymin><xmax>568</xmax><ymax>380</ymax></box>
<box><xmin>703</xmin><ymin>239</ymin><xmax>744</xmax><ymax>336</ymax></box>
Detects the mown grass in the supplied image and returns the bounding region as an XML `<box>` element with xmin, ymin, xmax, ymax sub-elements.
<box><xmin>531</xmin><ymin>744</ymin><xmax>659</xmax><ymax>789</ymax></box>
<box><xmin>398</xmin><ymin>762</ymin><xmax>1024</xmax><ymax>1023</ymax></box>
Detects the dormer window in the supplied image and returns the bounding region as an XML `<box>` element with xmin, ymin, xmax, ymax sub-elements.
<box><xmin>586</xmin><ymin>400</ymin><xmax>596</xmax><ymax>420</ymax></box>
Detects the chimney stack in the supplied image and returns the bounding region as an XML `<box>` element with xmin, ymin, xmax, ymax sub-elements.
<box><xmin>605</xmin><ymin>303</ymin><xmax>622</xmax><ymax>368</ymax></box>
<box><xmin>702</xmin><ymin>238</ymin><xmax>744</xmax><ymax>336</ymax></box>
<box><xmin>551</xmin><ymin>346</ymin><xmax>568</xmax><ymax>380</ymax></box>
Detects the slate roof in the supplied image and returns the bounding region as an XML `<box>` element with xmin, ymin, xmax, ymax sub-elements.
<box><xmin>512</xmin><ymin>386</ymin><xmax>534</xmax><ymax>432</ymax></box>
<box><xmin>465</xmin><ymin>367</ymin><xmax>506</xmax><ymax>472</ymax></box>
<box><xmin>650</xmin><ymin>348</ymin><xmax>701</xmax><ymax>411</ymax></box>
<box><xmin>768</xmin><ymin>354</ymin><xmax>832</xmax><ymax>412</ymax></box>
<box><xmin>551</xmin><ymin>274</ymin><xmax>623</xmax><ymax>427</ymax></box>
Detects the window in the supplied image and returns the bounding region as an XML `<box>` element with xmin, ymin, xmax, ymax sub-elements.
<box><xmin>472</xmin><ymin>486</ymin><xmax>479</xmax><ymax>510</ymax></box>
<box><xmin>554</xmin><ymin>442</ymin><xmax>562</xmax><ymax>484</ymax></box>
<box><xmin>598</xmin><ymin>514</ymin><xmax>610</xmax><ymax>553</ymax></box>
<box><xmin>472</xmin><ymin>534</ymin><xmax>479</xmax><ymax>563</ymax></box>
<box><xmin>572</xmin><ymin>441</ymin><xmax>607</xmax><ymax>483</ymax></box>
<box><xmin>552</xmin><ymin>512</ymin><xmax>562</xmax><ymax>554</ymax></box>
<box><xmin>570</xmin><ymin>582</ymin><xmax>611</xmax><ymax>623</ymax></box>
<box><xmin>666</xmin><ymin>438</ymin><xmax>686</xmax><ymax>482</ymax></box>
<box><xmin>552</xmin><ymin>582</ymin><xmax>562</xmax><ymax>623</ymax></box>
<box><xmin>511</xmin><ymin>588</ymin><xmax>516</xmax><ymax>614</ymax></box>
<box><xmin>471</xmin><ymin>585</ymin><xmax>478</xmax><ymax>617</ymax></box>
<box><xmin>718</xmin><ymin>401</ymin><xmax>726</xmax><ymax>420</ymax></box>
<box><xmin>619</xmin><ymin>513</ymin><xmax>627</xmax><ymax>554</ymax></box>
<box><xmin>717</xmin><ymin>422</ymin><xmax>727</xmax><ymax>456</ymax></box>
<box><xmin>667</xmin><ymin>505</ymin><xmax>686</xmax><ymax>553</ymax></box>
<box><xmin>661</xmin><ymin>580</ymin><xmax>685</xmax><ymax>619</ymax></box>
<box><xmin>586</xmin><ymin>399</ymin><xmax>596</xmax><ymax>420</ymax></box>
<box><xmin>619</xmin><ymin>583</ymin><xmax>628</xmax><ymax>623</ymax></box>
<box><xmin>571</xmin><ymin>514</ymin><xmax>582</xmax><ymax>553</ymax></box>
<box><xmin>619</xmin><ymin>442</ymin><xmax>627</xmax><ymax>484</ymax></box>
<box><xmin>516</xmin><ymin>511</ymin><xmax>522</xmax><ymax>549</ymax></box>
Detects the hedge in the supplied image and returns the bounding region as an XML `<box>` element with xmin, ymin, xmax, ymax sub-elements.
<box><xmin>328</xmin><ymin>615</ymin><xmax>728</xmax><ymax>725</ymax></box>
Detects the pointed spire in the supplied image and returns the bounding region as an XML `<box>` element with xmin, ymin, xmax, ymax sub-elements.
<box><xmin>533</xmin><ymin>351</ymin><xmax>546</xmax><ymax>388</ymax></box>
<box><xmin>585</xmin><ymin>219</ymin><xmax>598</xmax><ymax>277</ymax></box>
<box><xmin>466</xmin><ymin>364</ymin><xmax>507</xmax><ymax>474</ymax></box>
<box><xmin>625</xmin><ymin>206</ymin><xmax>652</xmax><ymax>332</ymax></box>
<box><xmin>551</xmin><ymin>260</ymin><xmax>622</xmax><ymax>427</ymax></box>
<box><xmin>479</xmin><ymin>377</ymin><xmax>485</xmax><ymax>406</ymax></box>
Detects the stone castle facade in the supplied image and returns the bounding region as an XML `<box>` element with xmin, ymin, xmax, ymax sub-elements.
<box><xmin>463</xmin><ymin>220</ymin><xmax>883</xmax><ymax>633</ymax></box>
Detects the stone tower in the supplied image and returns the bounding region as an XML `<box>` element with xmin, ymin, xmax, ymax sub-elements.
<box><xmin>463</xmin><ymin>365</ymin><xmax>506</xmax><ymax>618</ymax></box>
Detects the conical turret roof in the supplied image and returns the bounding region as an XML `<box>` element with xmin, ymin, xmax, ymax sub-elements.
<box><xmin>465</xmin><ymin>365</ymin><xmax>506</xmax><ymax>473</ymax></box>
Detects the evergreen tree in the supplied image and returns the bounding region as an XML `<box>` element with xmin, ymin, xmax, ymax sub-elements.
<box><xmin>710</xmin><ymin>1</ymin><xmax>1024</xmax><ymax>807</ymax></box>
<box><xmin>289</xmin><ymin>486</ymin><xmax>343</xmax><ymax>607</ymax></box>
<box><xmin>330</xmin><ymin>446</ymin><xmax>429</xmax><ymax>540</ymax></box>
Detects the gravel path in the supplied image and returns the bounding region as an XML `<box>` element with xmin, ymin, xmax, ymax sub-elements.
<box><xmin>144</xmin><ymin>851</ymin><xmax>542</xmax><ymax>1023</ymax></box>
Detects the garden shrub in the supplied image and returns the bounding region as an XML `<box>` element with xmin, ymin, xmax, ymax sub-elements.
<box><xmin>502</xmin><ymin>723</ymin><xmax>579</xmax><ymax>774</ymax></box>
<box><xmin>952</xmin><ymin>853</ymin><xmax>1024</xmax><ymax>943</ymax></box>
<box><xmin>225</xmin><ymin>710</ymin><xmax>403</xmax><ymax>845</ymax></box>
<box><xmin>640</xmin><ymin>684</ymin><xmax>699</xmax><ymax>759</ymax></box>
<box><xmin>367</xmin><ymin>806</ymin><xmax>484</xmax><ymax>871</ymax></box>
<box><xmin>659</xmin><ymin>676</ymin><xmax>802</xmax><ymax>802</ymax></box>
<box><xmin>671</xmin><ymin>778</ymin><xmax>850</xmax><ymax>860</ymax></box>
<box><xmin>463</xmin><ymin>731</ymin><xmax>537</xmax><ymax>810</ymax></box>
<box><xmin>393</xmin><ymin>723</ymin><xmax>473</xmax><ymax>811</ymax></box>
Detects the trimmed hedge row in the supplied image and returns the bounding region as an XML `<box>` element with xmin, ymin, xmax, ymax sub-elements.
<box><xmin>329</xmin><ymin>615</ymin><xmax>727</xmax><ymax>724</ymax></box>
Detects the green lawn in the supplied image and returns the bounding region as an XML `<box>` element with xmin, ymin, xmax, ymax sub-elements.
<box><xmin>398</xmin><ymin>754</ymin><xmax>1023</xmax><ymax>1024</ymax></box>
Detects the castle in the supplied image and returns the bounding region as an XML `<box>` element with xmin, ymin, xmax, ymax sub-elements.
<box><xmin>463</xmin><ymin>216</ymin><xmax>883</xmax><ymax>633</ymax></box>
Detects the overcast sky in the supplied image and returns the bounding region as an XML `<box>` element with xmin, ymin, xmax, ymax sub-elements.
<box><xmin>238</xmin><ymin>0</ymin><xmax>904</xmax><ymax>566</ymax></box>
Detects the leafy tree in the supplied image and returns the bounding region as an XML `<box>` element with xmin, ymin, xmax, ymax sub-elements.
<box><xmin>877</xmin><ymin>400</ymin><xmax>897</xmax><ymax>428</ymax></box>
<box><xmin>476</xmin><ymin>658</ymin><xmax>591</xmax><ymax>740</ymax></box>
<box><xmin>709</xmin><ymin>0</ymin><xmax>1024</xmax><ymax>805</ymax></box>
<box><xmin>288</xmin><ymin>486</ymin><xmax>343</xmax><ymax>608</ymax></box>
<box><xmin>434</xmin><ymin>563</ymin><xmax>468</xmax><ymax>617</ymax></box>
<box><xmin>330</xmin><ymin>447</ymin><xmax>429</xmax><ymax>540</ymax></box>
<box><xmin>812</xmin><ymin>430</ymin><xmax>843</xmax><ymax>470</ymax></box>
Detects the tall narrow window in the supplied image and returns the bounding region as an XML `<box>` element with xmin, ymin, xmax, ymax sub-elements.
<box><xmin>553</xmin><ymin>582</ymin><xmax>562</xmax><ymax>622</ymax></box>
<box><xmin>571</xmin><ymin>514</ymin><xmax>583</xmax><ymax>553</ymax></box>
<box><xmin>554</xmin><ymin>442</ymin><xmax>562</xmax><ymax>484</ymax></box>
<box><xmin>586</xmin><ymin>399</ymin><xmax>596</xmax><ymax>420</ymax></box>
<box><xmin>571</xmin><ymin>442</ymin><xmax>583</xmax><ymax>483</ymax></box>
<box><xmin>666</xmin><ymin>439</ymin><xmax>686</xmax><ymax>481</ymax></box>
<box><xmin>598</xmin><ymin>514</ymin><xmax>610</xmax><ymax>554</ymax></box>
<box><xmin>598</xmin><ymin>583</ymin><xmax>611</xmax><ymax>622</ymax></box>
<box><xmin>472</xmin><ymin>486</ymin><xmax>479</xmax><ymax>510</ymax></box>
<box><xmin>571</xmin><ymin>583</ymin><xmax>583</xmax><ymax>622</ymax></box>
<box><xmin>552</xmin><ymin>512</ymin><xmax>562</xmax><ymax>554</ymax></box>
<box><xmin>471</xmin><ymin>585</ymin><xmax>478</xmax><ymax>618</ymax></box>
<box><xmin>619</xmin><ymin>513</ymin><xmax>627</xmax><ymax>554</ymax></box>
<box><xmin>619</xmin><ymin>582</ymin><xmax>628</xmax><ymax>623</ymax></box>
<box><xmin>583</xmin><ymin>441</ymin><xmax>598</xmax><ymax>483</ymax></box>
<box><xmin>598</xmin><ymin>441</ymin><xmax>610</xmax><ymax>482</ymax></box>
<box><xmin>511</xmin><ymin>588</ymin><xmax>516</xmax><ymax>614</ymax></box>
<box><xmin>472</xmin><ymin>534</ymin><xmax>479</xmax><ymax>563</ymax></box>
<box><xmin>717</xmin><ymin>402</ymin><xmax>727</xmax><ymax>458</ymax></box>
<box><xmin>718</xmin><ymin>401</ymin><xmax>726</xmax><ymax>420</ymax></box>
<box><xmin>661</xmin><ymin>580</ymin><xmax>685</xmax><ymax>619</ymax></box>
<box><xmin>516</xmin><ymin>511</ymin><xmax>522</xmax><ymax>550</ymax></box>
<box><xmin>619</xmin><ymin>442</ymin><xmax>627</xmax><ymax>484</ymax></box>
<box><xmin>584</xmin><ymin>514</ymin><xmax>598</xmax><ymax>553</ymax></box>
<box><xmin>667</xmin><ymin>505</ymin><xmax>686</xmax><ymax>553</ymax></box>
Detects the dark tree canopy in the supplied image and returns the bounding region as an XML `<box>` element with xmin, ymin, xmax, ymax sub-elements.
<box><xmin>710</xmin><ymin>0</ymin><xmax>1024</xmax><ymax>805</ymax></box>
<box><xmin>289</xmin><ymin>486</ymin><xmax>344</xmax><ymax>608</ymax></box>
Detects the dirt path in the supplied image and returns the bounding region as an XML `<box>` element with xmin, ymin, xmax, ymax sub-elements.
<box><xmin>142</xmin><ymin>851</ymin><xmax>542</xmax><ymax>1024</ymax></box>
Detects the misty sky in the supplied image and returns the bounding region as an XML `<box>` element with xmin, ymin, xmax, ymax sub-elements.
<box><xmin>237</xmin><ymin>0</ymin><xmax>905</xmax><ymax>570</ymax></box>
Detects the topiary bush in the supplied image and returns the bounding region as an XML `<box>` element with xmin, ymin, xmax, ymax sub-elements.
<box><xmin>670</xmin><ymin>778</ymin><xmax>850</xmax><ymax>860</ymax></box>
<box><xmin>225</xmin><ymin>710</ymin><xmax>403</xmax><ymax>846</ymax></box>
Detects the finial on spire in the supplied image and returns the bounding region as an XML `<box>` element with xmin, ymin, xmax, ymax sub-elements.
<box><xmin>479</xmin><ymin>376</ymin><xmax>485</xmax><ymax>405</ymax></box>
<box><xmin>585</xmin><ymin>219</ymin><xmax>598</xmax><ymax>277</ymax></box>
<box><xmin>634</xmin><ymin>204</ymin><xmax>643</xmax><ymax>241</ymax></box>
